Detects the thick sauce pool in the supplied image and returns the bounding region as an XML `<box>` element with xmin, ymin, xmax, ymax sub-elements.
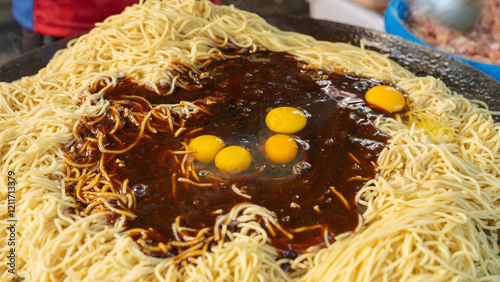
<box><xmin>66</xmin><ymin>52</ymin><xmax>393</xmax><ymax>259</ymax></box>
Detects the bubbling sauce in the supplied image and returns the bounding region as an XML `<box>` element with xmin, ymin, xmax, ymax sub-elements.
<box><xmin>65</xmin><ymin>51</ymin><xmax>398</xmax><ymax>259</ymax></box>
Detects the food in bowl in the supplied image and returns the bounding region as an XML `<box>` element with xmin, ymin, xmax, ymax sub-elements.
<box><xmin>406</xmin><ymin>0</ymin><xmax>500</xmax><ymax>65</ymax></box>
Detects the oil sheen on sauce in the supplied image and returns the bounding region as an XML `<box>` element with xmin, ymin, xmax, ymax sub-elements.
<box><xmin>68</xmin><ymin>51</ymin><xmax>394</xmax><ymax>258</ymax></box>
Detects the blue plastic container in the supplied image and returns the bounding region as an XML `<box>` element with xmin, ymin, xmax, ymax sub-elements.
<box><xmin>384</xmin><ymin>0</ymin><xmax>500</xmax><ymax>81</ymax></box>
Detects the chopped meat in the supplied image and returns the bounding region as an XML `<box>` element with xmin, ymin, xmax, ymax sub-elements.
<box><xmin>406</xmin><ymin>0</ymin><xmax>500</xmax><ymax>65</ymax></box>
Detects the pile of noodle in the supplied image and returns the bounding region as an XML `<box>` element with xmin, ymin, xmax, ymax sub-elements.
<box><xmin>0</xmin><ymin>0</ymin><xmax>498</xmax><ymax>281</ymax></box>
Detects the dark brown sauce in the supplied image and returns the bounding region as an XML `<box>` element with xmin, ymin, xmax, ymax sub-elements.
<box><xmin>67</xmin><ymin>51</ymin><xmax>396</xmax><ymax>259</ymax></box>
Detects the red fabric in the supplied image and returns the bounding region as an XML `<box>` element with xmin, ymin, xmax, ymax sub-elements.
<box><xmin>33</xmin><ymin>0</ymin><xmax>140</xmax><ymax>37</ymax></box>
<box><xmin>33</xmin><ymin>0</ymin><xmax>221</xmax><ymax>38</ymax></box>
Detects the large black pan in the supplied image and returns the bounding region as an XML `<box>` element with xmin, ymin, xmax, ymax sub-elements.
<box><xmin>1</xmin><ymin>14</ymin><xmax>499</xmax><ymax>111</ymax></box>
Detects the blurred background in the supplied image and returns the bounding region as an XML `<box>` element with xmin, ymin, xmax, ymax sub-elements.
<box><xmin>0</xmin><ymin>0</ymin><xmax>389</xmax><ymax>66</ymax></box>
<box><xmin>0</xmin><ymin>0</ymin><xmax>22</xmax><ymax>65</ymax></box>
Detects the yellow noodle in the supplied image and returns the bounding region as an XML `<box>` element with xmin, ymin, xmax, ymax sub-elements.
<box><xmin>0</xmin><ymin>0</ymin><xmax>499</xmax><ymax>281</ymax></box>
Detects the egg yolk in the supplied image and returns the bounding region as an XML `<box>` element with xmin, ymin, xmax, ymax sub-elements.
<box><xmin>265</xmin><ymin>107</ymin><xmax>307</xmax><ymax>134</ymax></box>
<box><xmin>188</xmin><ymin>135</ymin><xmax>225</xmax><ymax>163</ymax></box>
<box><xmin>215</xmin><ymin>146</ymin><xmax>252</xmax><ymax>173</ymax></box>
<box><xmin>265</xmin><ymin>134</ymin><xmax>298</xmax><ymax>164</ymax></box>
<box><xmin>365</xmin><ymin>85</ymin><xmax>405</xmax><ymax>113</ymax></box>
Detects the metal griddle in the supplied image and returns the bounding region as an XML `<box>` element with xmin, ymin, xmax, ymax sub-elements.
<box><xmin>0</xmin><ymin>14</ymin><xmax>498</xmax><ymax>111</ymax></box>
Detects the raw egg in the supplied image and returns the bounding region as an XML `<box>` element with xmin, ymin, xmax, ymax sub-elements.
<box><xmin>265</xmin><ymin>107</ymin><xmax>307</xmax><ymax>134</ymax></box>
<box><xmin>188</xmin><ymin>135</ymin><xmax>225</xmax><ymax>163</ymax></box>
<box><xmin>265</xmin><ymin>134</ymin><xmax>298</xmax><ymax>163</ymax></box>
<box><xmin>365</xmin><ymin>85</ymin><xmax>405</xmax><ymax>113</ymax></box>
<box><xmin>215</xmin><ymin>146</ymin><xmax>252</xmax><ymax>173</ymax></box>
